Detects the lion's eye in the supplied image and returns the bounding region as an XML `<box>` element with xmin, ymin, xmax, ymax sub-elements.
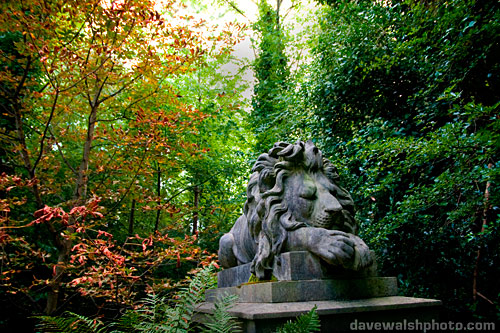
<box><xmin>300</xmin><ymin>187</ymin><xmax>317</xmax><ymax>200</ymax></box>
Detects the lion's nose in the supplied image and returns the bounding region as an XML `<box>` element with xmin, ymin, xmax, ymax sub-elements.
<box><xmin>324</xmin><ymin>195</ymin><xmax>343</xmax><ymax>213</ymax></box>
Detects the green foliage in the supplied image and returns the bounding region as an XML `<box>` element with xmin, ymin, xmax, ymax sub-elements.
<box><xmin>117</xmin><ymin>263</ymin><xmax>217</xmax><ymax>333</ymax></box>
<box><xmin>115</xmin><ymin>270</ymin><xmax>242</xmax><ymax>333</ymax></box>
<box><xmin>3</xmin><ymin>0</ymin><xmax>500</xmax><ymax>327</ymax></box>
<box><xmin>251</xmin><ymin>0</ymin><xmax>291</xmax><ymax>152</ymax></box>
<box><xmin>125</xmin><ymin>293</ymin><xmax>175</xmax><ymax>332</ymax></box>
<box><xmin>35</xmin><ymin>266</ymin><xmax>323</xmax><ymax>333</ymax></box>
<box><xmin>275</xmin><ymin>306</ymin><xmax>320</xmax><ymax>333</ymax></box>
<box><xmin>36</xmin><ymin>264</ymin><xmax>220</xmax><ymax>333</ymax></box>
<box><xmin>35</xmin><ymin>311</ymin><xmax>107</xmax><ymax>333</ymax></box>
<box><xmin>0</xmin><ymin>0</ymin><xmax>248</xmax><ymax>326</ymax></box>
<box><xmin>296</xmin><ymin>0</ymin><xmax>500</xmax><ymax>147</ymax></box>
<box><xmin>162</xmin><ymin>263</ymin><xmax>218</xmax><ymax>332</ymax></box>
<box><xmin>200</xmin><ymin>294</ymin><xmax>241</xmax><ymax>333</ymax></box>
<box><xmin>262</xmin><ymin>0</ymin><xmax>500</xmax><ymax>322</ymax></box>
<box><xmin>164</xmin><ymin>48</ymin><xmax>253</xmax><ymax>240</ymax></box>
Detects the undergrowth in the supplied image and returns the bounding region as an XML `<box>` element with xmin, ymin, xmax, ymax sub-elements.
<box><xmin>35</xmin><ymin>264</ymin><xmax>320</xmax><ymax>332</ymax></box>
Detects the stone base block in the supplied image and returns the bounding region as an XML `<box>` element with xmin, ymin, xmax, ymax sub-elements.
<box><xmin>207</xmin><ymin>277</ymin><xmax>397</xmax><ymax>303</ymax></box>
<box><xmin>195</xmin><ymin>296</ymin><xmax>442</xmax><ymax>333</ymax></box>
<box><xmin>217</xmin><ymin>262</ymin><xmax>252</xmax><ymax>288</ymax></box>
<box><xmin>217</xmin><ymin>251</ymin><xmax>377</xmax><ymax>288</ymax></box>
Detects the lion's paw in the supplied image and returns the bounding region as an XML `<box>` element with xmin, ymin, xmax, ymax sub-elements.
<box><xmin>349</xmin><ymin>235</ymin><xmax>374</xmax><ymax>271</ymax></box>
<box><xmin>308</xmin><ymin>229</ymin><xmax>355</xmax><ymax>267</ymax></box>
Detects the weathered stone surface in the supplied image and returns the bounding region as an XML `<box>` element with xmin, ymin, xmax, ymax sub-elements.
<box><xmin>198</xmin><ymin>296</ymin><xmax>440</xmax><ymax>320</ymax></box>
<box><xmin>217</xmin><ymin>262</ymin><xmax>252</xmax><ymax>288</ymax></box>
<box><xmin>272</xmin><ymin>250</ymin><xmax>377</xmax><ymax>282</ymax></box>
<box><xmin>218</xmin><ymin>251</ymin><xmax>377</xmax><ymax>288</ymax></box>
<box><xmin>218</xmin><ymin>141</ymin><xmax>374</xmax><ymax>282</ymax></box>
<box><xmin>195</xmin><ymin>296</ymin><xmax>442</xmax><ymax>333</ymax></box>
<box><xmin>272</xmin><ymin>251</ymin><xmax>327</xmax><ymax>281</ymax></box>
<box><xmin>207</xmin><ymin>277</ymin><xmax>397</xmax><ymax>303</ymax></box>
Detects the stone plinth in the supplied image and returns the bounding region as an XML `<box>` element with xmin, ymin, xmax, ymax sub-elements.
<box><xmin>217</xmin><ymin>251</ymin><xmax>376</xmax><ymax>288</ymax></box>
<box><xmin>195</xmin><ymin>296</ymin><xmax>442</xmax><ymax>333</ymax></box>
<box><xmin>200</xmin><ymin>251</ymin><xmax>441</xmax><ymax>332</ymax></box>
<box><xmin>207</xmin><ymin>277</ymin><xmax>397</xmax><ymax>303</ymax></box>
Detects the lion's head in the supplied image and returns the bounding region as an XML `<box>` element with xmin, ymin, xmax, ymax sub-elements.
<box><xmin>243</xmin><ymin>140</ymin><xmax>357</xmax><ymax>279</ymax></box>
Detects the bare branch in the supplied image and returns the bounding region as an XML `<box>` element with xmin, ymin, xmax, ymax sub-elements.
<box><xmin>107</xmin><ymin>143</ymin><xmax>150</xmax><ymax>213</ymax></box>
<box><xmin>61</xmin><ymin>2</ymin><xmax>98</xmax><ymax>48</ymax></box>
<box><xmin>98</xmin><ymin>73</ymin><xmax>142</xmax><ymax>104</ymax></box>
<box><xmin>477</xmin><ymin>291</ymin><xmax>494</xmax><ymax>305</ymax></box>
<box><xmin>0</xmin><ymin>131</ymin><xmax>17</xmax><ymax>141</ymax></box>
<box><xmin>283</xmin><ymin>2</ymin><xmax>299</xmax><ymax>21</ymax></box>
<box><xmin>48</xmin><ymin>128</ymin><xmax>77</xmax><ymax>175</ymax></box>
<box><xmin>95</xmin><ymin>116</ymin><xmax>134</xmax><ymax>122</ymax></box>
<box><xmin>31</xmin><ymin>90</ymin><xmax>59</xmax><ymax>173</ymax></box>
<box><xmin>13</xmin><ymin>56</ymin><xmax>33</xmax><ymax>101</ymax></box>
<box><xmin>220</xmin><ymin>0</ymin><xmax>247</xmax><ymax>18</ymax></box>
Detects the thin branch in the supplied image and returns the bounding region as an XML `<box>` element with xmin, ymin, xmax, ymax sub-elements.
<box><xmin>0</xmin><ymin>50</ymin><xmax>16</xmax><ymax>62</ymax></box>
<box><xmin>83</xmin><ymin>13</ymin><xmax>98</xmax><ymax>68</ymax></box>
<box><xmin>476</xmin><ymin>292</ymin><xmax>494</xmax><ymax>305</ymax></box>
<box><xmin>107</xmin><ymin>143</ymin><xmax>150</xmax><ymax>213</ymax></box>
<box><xmin>223</xmin><ymin>0</ymin><xmax>247</xmax><ymax>18</ymax></box>
<box><xmin>12</xmin><ymin>56</ymin><xmax>32</xmax><ymax>101</ymax></box>
<box><xmin>95</xmin><ymin>116</ymin><xmax>134</xmax><ymax>122</ymax></box>
<box><xmin>88</xmin><ymin>149</ymin><xmax>118</xmax><ymax>193</ymax></box>
<box><xmin>0</xmin><ymin>132</ymin><xmax>18</xmax><ymax>141</ymax></box>
<box><xmin>98</xmin><ymin>73</ymin><xmax>141</xmax><ymax>104</ymax></box>
<box><xmin>84</xmin><ymin>77</ymin><xmax>92</xmax><ymax>106</ymax></box>
<box><xmin>90</xmin><ymin>142</ymin><xmax>119</xmax><ymax>149</ymax></box>
<box><xmin>31</xmin><ymin>90</ymin><xmax>59</xmax><ymax>173</ymax></box>
<box><xmin>0</xmin><ymin>84</ymin><xmax>12</xmax><ymax>100</ymax></box>
<box><xmin>282</xmin><ymin>2</ymin><xmax>299</xmax><ymax>21</ymax></box>
<box><xmin>118</xmin><ymin>86</ymin><xmax>161</xmax><ymax>114</ymax></box>
<box><xmin>61</xmin><ymin>2</ymin><xmax>98</xmax><ymax>48</ymax></box>
<box><xmin>92</xmin><ymin>74</ymin><xmax>109</xmax><ymax>108</ymax></box>
<box><xmin>276</xmin><ymin>0</ymin><xmax>282</xmax><ymax>29</ymax></box>
<box><xmin>37</xmin><ymin>81</ymin><xmax>50</xmax><ymax>94</ymax></box>
<box><xmin>48</xmin><ymin>128</ymin><xmax>77</xmax><ymax>175</ymax></box>
<box><xmin>162</xmin><ymin>168</ymin><xmax>229</xmax><ymax>207</ymax></box>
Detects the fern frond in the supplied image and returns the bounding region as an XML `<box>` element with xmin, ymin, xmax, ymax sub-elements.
<box><xmin>201</xmin><ymin>294</ymin><xmax>241</xmax><ymax>333</ymax></box>
<box><xmin>275</xmin><ymin>306</ymin><xmax>320</xmax><ymax>333</ymax></box>
<box><xmin>132</xmin><ymin>293</ymin><xmax>172</xmax><ymax>333</ymax></box>
<box><xmin>110</xmin><ymin>264</ymin><xmax>217</xmax><ymax>333</ymax></box>
<box><xmin>35</xmin><ymin>311</ymin><xmax>107</xmax><ymax>333</ymax></box>
<box><xmin>108</xmin><ymin>310</ymin><xmax>140</xmax><ymax>333</ymax></box>
<box><xmin>166</xmin><ymin>264</ymin><xmax>217</xmax><ymax>332</ymax></box>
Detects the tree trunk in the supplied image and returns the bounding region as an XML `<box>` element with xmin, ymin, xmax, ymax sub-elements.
<box><xmin>154</xmin><ymin>167</ymin><xmax>161</xmax><ymax>233</ymax></box>
<box><xmin>11</xmin><ymin>57</ymin><xmax>44</xmax><ymax>209</ymax></box>
<box><xmin>44</xmin><ymin>238</ymin><xmax>72</xmax><ymax>315</ymax></box>
<box><xmin>128</xmin><ymin>199</ymin><xmax>136</xmax><ymax>237</ymax></box>
<box><xmin>74</xmin><ymin>106</ymin><xmax>98</xmax><ymax>200</ymax></box>
<box><xmin>192</xmin><ymin>186</ymin><xmax>201</xmax><ymax>235</ymax></box>
<box><xmin>276</xmin><ymin>0</ymin><xmax>282</xmax><ymax>30</ymax></box>
<box><xmin>472</xmin><ymin>163</ymin><xmax>493</xmax><ymax>302</ymax></box>
<box><xmin>45</xmin><ymin>104</ymin><xmax>99</xmax><ymax>314</ymax></box>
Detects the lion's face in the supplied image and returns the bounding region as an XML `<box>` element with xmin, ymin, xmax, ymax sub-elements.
<box><xmin>284</xmin><ymin>171</ymin><xmax>355</xmax><ymax>233</ymax></box>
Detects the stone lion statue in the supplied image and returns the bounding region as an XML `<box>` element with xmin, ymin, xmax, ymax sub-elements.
<box><xmin>219</xmin><ymin>140</ymin><xmax>373</xmax><ymax>280</ymax></box>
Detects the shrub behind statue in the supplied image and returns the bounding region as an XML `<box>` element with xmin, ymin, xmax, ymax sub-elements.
<box><xmin>219</xmin><ymin>140</ymin><xmax>373</xmax><ymax>280</ymax></box>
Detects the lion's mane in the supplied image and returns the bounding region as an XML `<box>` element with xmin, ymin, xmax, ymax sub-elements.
<box><xmin>243</xmin><ymin>140</ymin><xmax>356</xmax><ymax>279</ymax></box>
